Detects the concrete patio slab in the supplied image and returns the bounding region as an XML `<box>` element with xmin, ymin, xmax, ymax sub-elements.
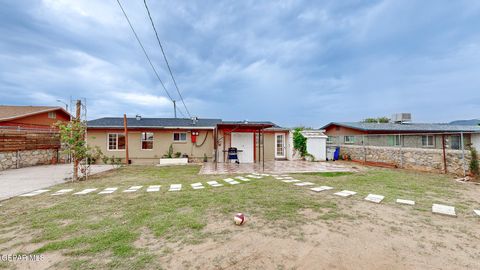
<box><xmin>432</xmin><ymin>204</ymin><xmax>456</xmax><ymax>217</ymax></box>
<box><xmin>334</xmin><ymin>190</ymin><xmax>357</xmax><ymax>197</ymax></box>
<box><xmin>0</xmin><ymin>164</ymin><xmax>114</xmax><ymax>201</ymax></box>
<box><xmin>396</xmin><ymin>199</ymin><xmax>415</xmax><ymax>205</ymax></box>
<box><xmin>310</xmin><ymin>186</ymin><xmax>333</xmax><ymax>192</ymax></box>
<box><xmin>199</xmin><ymin>161</ymin><xmax>355</xmax><ymax>175</ymax></box>
<box><xmin>365</xmin><ymin>194</ymin><xmax>384</xmax><ymax>203</ymax></box>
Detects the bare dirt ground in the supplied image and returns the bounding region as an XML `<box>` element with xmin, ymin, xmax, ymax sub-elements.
<box><xmin>158</xmin><ymin>199</ymin><xmax>480</xmax><ymax>270</ymax></box>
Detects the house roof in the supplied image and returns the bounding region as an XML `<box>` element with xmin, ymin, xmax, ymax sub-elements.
<box><xmin>0</xmin><ymin>105</ymin><xmax>70</xmax><ymax>122</ymax></box>
<box><xmin>87</xmin><ymin>117</ymin><xmax>223</xmax><ymax>129</ymax></box>
<box><xmin>321</xmin><ymin>122</ymin><xmax>480</xmax><ymax>133</ymax></box>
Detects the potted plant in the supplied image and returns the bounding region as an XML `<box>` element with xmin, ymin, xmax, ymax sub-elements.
<box><xmin>159</xmin><ymin>144</ymin><xmax>189</xmax><ymax>165</ymax></box>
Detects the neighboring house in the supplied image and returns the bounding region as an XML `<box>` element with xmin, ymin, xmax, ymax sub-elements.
<box><xmin>0</xmin><ymin>105</ymin><xmax>70</xmax><ymax>130</ymax></box>
<box><xmin>321</xmin><ymin>122</ymin><xmax>480</xmax><ymax>175</ymax></box>
<box><xmin>0</xmin><ymin>105</ymin><xmax>72</xmax><ymax>171</ymax></box>
<box><xmin>86</xmin><ymin>116</ymin><xmax>290</xmax><ymax>164</ymax></box>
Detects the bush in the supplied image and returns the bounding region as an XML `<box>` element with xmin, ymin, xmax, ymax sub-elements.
<box><xmin>470</xmin><ymin>147</ymin><xmax>479</xmax><ymax>178</ymax></box>
<box><xmin>293</xmin><ymin>128</ymin><xmax>307</xmax><ymax>157</ymax></box>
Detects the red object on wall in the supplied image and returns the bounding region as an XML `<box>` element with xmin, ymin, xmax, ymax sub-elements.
<box><xmin>191</xmin><ymin>131</ymin><xmax>198</xmax><ymax>143</ymax></box>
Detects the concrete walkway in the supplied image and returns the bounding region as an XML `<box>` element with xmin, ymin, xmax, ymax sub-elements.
<box><xmin>0</xmin><ymin>164</ymin><xmax>114</xmax><ymax>201</ymax></box>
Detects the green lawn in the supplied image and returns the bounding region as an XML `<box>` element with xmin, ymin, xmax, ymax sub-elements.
<box><xmin>0</xmin><ymin>165</ymin><xmax>476</xmax><ymax>269</ymax></box>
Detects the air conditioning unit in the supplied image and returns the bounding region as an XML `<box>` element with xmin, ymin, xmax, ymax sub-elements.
<box><xmin>392</xmin><ymin>113</ymin><xmax>412</xmax><ymax>123</ymax></box>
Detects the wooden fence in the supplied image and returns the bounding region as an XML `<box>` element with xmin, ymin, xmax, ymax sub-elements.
<box><xmin>0</xmin><ymin>128</ymin><xmax>60</xmax><ymax>152</ymax></box>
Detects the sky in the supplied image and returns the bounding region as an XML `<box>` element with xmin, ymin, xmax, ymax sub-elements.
<box><xmin>1</xmin><ymin>0</ymin><xmax>480</xmax><ymax>127</ymax></box>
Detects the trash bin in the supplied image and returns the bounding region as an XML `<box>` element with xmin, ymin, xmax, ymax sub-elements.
<box><xmin>333</xmin><ymin>147</ymin><xmax>340</xmax><ymax>161</ymax></box>
<box><xmin>326</xmin><ymin>147</ymin><xmax>336</xmax><ymax>161</ymax></box>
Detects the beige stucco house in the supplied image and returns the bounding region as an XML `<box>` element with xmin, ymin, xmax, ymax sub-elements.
<box><xmin>87</xmin><ymin>116</ymin><xmax>290</xmax><ymax>165</ymax></box>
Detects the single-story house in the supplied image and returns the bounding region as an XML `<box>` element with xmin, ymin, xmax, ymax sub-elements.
<box><xmin>86</xmin><ymin>116</ymin><xmax>290</xmax><ymax>164</ymax></box>
<box><xmin>0</xmin><ymin>105</ymin><xmax>72</xmax><ymax>171</ymax></box>
<box><xmin>321</xmin><ymin>122</ymin><xmax>480</xmax><ymax>175</ymax></box>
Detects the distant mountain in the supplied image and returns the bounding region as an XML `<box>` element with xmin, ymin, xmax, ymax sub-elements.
<box><xmin>449</xmin><ymin>119</ymin><xmax>480</xmax><ymax>125</ymax></box>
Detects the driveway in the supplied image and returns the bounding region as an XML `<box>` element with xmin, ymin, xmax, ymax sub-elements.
<box><xmin>0</xmin><ymin>164</ymin><xmax>114</xmax><ymax>201</ymax></box>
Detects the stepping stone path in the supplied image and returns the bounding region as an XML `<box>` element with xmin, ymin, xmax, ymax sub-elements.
<box><xmin>432</xmin><ymin>204</ymin><xmax>456</xmax><ymax>217</ymax></box>
<box><xmin>224</xmin><ymin>178</ymin><xmax>240</xmax><ymax>185</ymax></box>
<box><xmin>52</xmin><ymin>189</ymin><xmax>74</xmax><ymax>196</ymax></box>
<box><xmin>146</xmin><ymin>185</ymin><xmax>161</xmax><ymax>192</ymax></box>
<box><xmin>365</xmin><ymin>194</ymin><xmax>385</xmax><ymax>203</ymax></box>
<box><xmin>98</xmin><ymin>187</ymin><xmax>118</xmax><ymax>194</ymax></box>
<box><xmin>310</xmin><ymin>186</ymin><xmax>333</xmax><ymax>192</ymax></box>
<box><xmin>246</xmin><ymin>175</ymin><xmax>262</xmax><ymax>179</ymax></box>
<box><xmin>235</xmin><ymin>176</ymin><xmax>250</xmax><ymax>181</ymax></box>
<box><xmin>282</xmin><ymin>179</ymin><xmax>300</xmax><ymax>183</ymax></box>
<box><xmin>334</xmin><ymin>190</ymin><xmax>357</xmax><ymax>197</ymax></box>
<box><xmin>294</xmin><ymin>182</ymin><xmax>315</xmax><ymax>187</ymax></box>
<box><xmin>207</xmin><ymin>181</ymin><xmax>223</xmax><ymax>187</ymax></box>
<box><xmin>20</xmin><ymin>189</ymin><xmax>50</xmax><ymax>197</ymax></box>
<box><xmin>191</xmin><ymin>183</ymin><xmax>205</xmax><ymax>190</ymax></box>
<box><xmin>396</xmin><ymin>199</ymin><xmax>415</xmax><ymax>205</ymax></box>
<box><xmin>123</xmin><ymin>186</ymin><xmax>142</xmax><ymax>193</ymax></box>
<box><xmin>73</xmin><ymin>188</ymin><xmax>97</xmax><ymax>195</ymax></box>
<box><xmin>169</xmin><ymin>184</ymin><xmax>182</xmax><ymax>191</ymax></box>
<box><xmin>474</xmin><ymin>209</ymin><xmax>480</xmax><ymax>216</ymax></box>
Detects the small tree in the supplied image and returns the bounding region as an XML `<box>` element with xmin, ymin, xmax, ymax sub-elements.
<box><xmin>56</xmin><ymin>120</ymin><xmax>103</xmax><ymax>181</ymax></box>
<box><xmin>293</xmin><ymin>128</ymin><xmax>307</xmax><ymax>157</ymax></box>
<box><xmin>469</xmin><ymin>147</ymin><xmax>479</xmax><ymax>178</ymax></box>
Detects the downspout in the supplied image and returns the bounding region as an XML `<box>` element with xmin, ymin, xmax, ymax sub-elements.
<box><xmin>123</xmin><ymin>114</ymin><xmax>129</xmax><ymax>165</ymax></box>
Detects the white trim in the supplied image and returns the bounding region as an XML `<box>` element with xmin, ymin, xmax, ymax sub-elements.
<box><xmin>141</xmin><ymin>132</ymin><xmax>154</xmax><ymax>150</ymax></box>
<box><xmin>173</xmin><ymin>132</ymin><xmax>187</xmax><ymax>142</ymax></box>
<box><xmin>107</xmin><ymin>133</ymin><xmax>126</xmax><ymax>151</ymax></box>
<box><xmin>275</xmin><ymin>133</ymin><xmax>286</xmax><ymax>159</ymax></box>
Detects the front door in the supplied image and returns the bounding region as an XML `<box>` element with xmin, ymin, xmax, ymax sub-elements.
<box><xmin>275</xmin><ymin>133</ymin><xmax>286</xmax><ymax>159</ymax></box>
<box><xmin>231</xmin><ymin>132</ymin><xmax>254</xmax><ymax>163</ymax></box>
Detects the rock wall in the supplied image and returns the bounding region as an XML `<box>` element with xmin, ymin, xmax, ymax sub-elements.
<box><xmin>339</xmin><ymin>145</ymin><xmax>472</xmax><ymax>175</ymax></box>
<box><xmin>0</xmin><ymin>149</ymin><xmax>59</xmax><ymax>171</ymax></box>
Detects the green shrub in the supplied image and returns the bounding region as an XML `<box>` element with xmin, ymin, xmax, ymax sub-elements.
<box><xmin>470</xmin><ymin>147</ymin><xmax>479</xmax><ymax>178</ymax></box>
<box><xmin>293</xmin><ymin>128</ymin><xmax>307</xmax><ymax>157</ymax></box>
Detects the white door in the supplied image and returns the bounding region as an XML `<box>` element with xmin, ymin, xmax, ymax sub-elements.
<box><xmin>275</xmin><ymin>133</ymin><xmax>286</xmax><ymax>159</ymax></box>
<box><xmin>231</xmin><ymin>132</ymin><xmax>254</xmax><ymax>163</ymax></box>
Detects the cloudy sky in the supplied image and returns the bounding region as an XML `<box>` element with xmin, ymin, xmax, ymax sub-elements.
<box><xmin>1</xmin><ymin>0</ymin><xmax>480</xmax><ymax>127</ymax></box>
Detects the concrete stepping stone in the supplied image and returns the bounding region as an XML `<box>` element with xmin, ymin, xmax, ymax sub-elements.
<box><xmin>396</xmin><ymin>199</ymin><xmax>415</xmax><ymax>205</ymax></box>
<box><xmin>191</xmin><ymin>183</ymin><xmax>205</xmax><ymax>190</ymax></box>
<box><xmin>246</xmin><ymin>175</ymin><xmax>262</xmax><ymax>179</ymax></box>
<box><xmin>146</xmin><ymin>185</ymin><xmax>161</xmax><ymax>192</ymax></box>
<box><xmin>224</xmin><ymin>178</ymin><xmax>240</xmax><ymax>185</ymax></box>
<box><xmin>294</xmin><ymin>182</ymin><xmax>315</xmax><ymax>186</ymax></box>
<box><xmin>20</xmin><ymin>189</ymin><xmax>50</xmax><ymax>197</ymax></box>
<box><xmin>310</xmin><ymin>186</ymin><xmax>333</xmax><ymax>192</ymax></box>
<box><xmin>259</xmin><ymin>173</ymin><xmax>270</xmax><ymax>176</ymax></box>
<box><xmin>52</xmin><ymin>189</ymin><xmax>74</xmax><ymax>196</ymax></box>
<box><xmin>365</xmin><ymin>194</ymin><xmax>385</xmax><ymax>203</ymax></box>
<box><xmin>123</xmin><ymin>186</ymin><xmax>142</xmax><ymax>193</ymax></box>
<box><xmin>235</xmin><ymin>176</ymin><xmax>250</xmax><ymax>181</ymax></box>
<box><xmin>169</xmin><ymin>184</ymin><xmax>182</xmax><ymax>191</ymax></box>
<box><xmin>98</xmin><ymin>187</ymin><xmax>118</xmax><ymax>194</ymax></box>
<box><xmin>73</xmin><ymin>188</ymin><xmax>97</xmax><ymax>195</ymax></box>
<box><xmin>274</xmin><ymin>177</ymin><xmax>286</xmax><ymax>180</ymax></box>
<box><xmin>432</xmin><ymin>204</ymin><xmax>456</xmax><ymax>217</ymax></box>
<box><xmin>334</xmin><ymin>190</ymin><xmax>357</xmax><ymax>197</ymax></box>
<box><xmin>207</xmin><ymin>181</ymin><xmax>223</xmax><ymax>187</ymax></box>
<box><xmin>280</xmin><ymin>174</ymin><xmax>290</xmax><ymax>177</ymax></box>
<box><xmin>474</xmin><ymin>209</ymin><xmax>480</xmax><ymax>216</ymax></box>
<box><xmin>283</xmin><ymin>176</ymin><xmax>294</xmax><ymax>180</ymax></box>
<box><xmin>282</xmin><ymin>179</ymin><xmax>301</xmax><ymax>183</ymax></box>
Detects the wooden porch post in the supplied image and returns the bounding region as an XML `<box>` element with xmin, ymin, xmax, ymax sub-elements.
<box><xmin>442</xmin><ymin>134</ymin><xmax>447</xmax><ymax>174</ymax></box>
<box><xmin>123</xmin><ymin>114</ymin><xmax>129</xmax><ymax>165</ymax></box>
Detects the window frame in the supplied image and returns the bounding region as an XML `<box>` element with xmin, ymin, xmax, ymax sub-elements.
<box><xmin>344</xmin><ymin>135</ymin><xmax>355</xmax><ymax>144</ymax></box>
<box><xmin>48</xmin><ymin>111</ymin><xmax>56</xmax><ymax>119</ymax></box>
<box><xmin>173</xmin><ymin>132</ymin><xmax>187</xmax><ymax>142</ymax></box>
<box><xmin>107</xmin><ymin>133</ymin><xmax>126</xmax><ymax>151</ymax></box>
<box><xmin>141</xmin><ymin>132</ymin><xmax>154</xmax><ymax>150</ymax></box>
<box><xmin>450</xmin><ymin>135</ymin><xmax>461</xmax><ymax>150</ymax></box>
<box><xmin>421</xmin><ymin>135</ymin><xmax>435</xmax><ymax>148</ymax></box>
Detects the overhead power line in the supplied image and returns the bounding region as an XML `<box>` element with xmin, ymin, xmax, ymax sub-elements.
<box><xmin>116</xmin><ymin>0</ymin><xmax>186</xmax><ymax>118</ymax></box>
<box><xmin>143</xmin><ymin>0</ymin><xmax>191</xmax><ymax>118</ymax></box>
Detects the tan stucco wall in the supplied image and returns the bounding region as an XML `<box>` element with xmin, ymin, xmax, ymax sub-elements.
<box><xmin>87</xmin><ymin>129</ymin><xmax>215</xmax><ymax>164</ymax></box>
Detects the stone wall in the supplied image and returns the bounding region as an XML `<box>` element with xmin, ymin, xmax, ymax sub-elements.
<box><xmin>0</xmin><ymin>149</ymin><xmax>59</xmax><ymax>171</ymax></box>
<box><xmin>339</xmin><ymin>144</ymin><xmax>472</xmax><ymax>175</ymax></box>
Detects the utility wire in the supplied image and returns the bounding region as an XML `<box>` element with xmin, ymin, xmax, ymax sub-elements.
<box><xmin>116</xmin><ymin>0</ymin><xmax>186</xmax><ymax>118</ymax></box>
<box><xmin>143</xmin><ymin>0</ymin><xmax>192</xmax><ymax>118</ymax></box>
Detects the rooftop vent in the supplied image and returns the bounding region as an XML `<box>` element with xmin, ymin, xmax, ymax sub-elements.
<box><xmin>135</xmin><ymin>115</ymin><xmax>141</xmax><ymax>121</ymax></box>
<box><xmin>392</xmin><ymin>113</ymin><xmax>412</xmax><ymax>124</ymax></box>
<box><xmin>191</xmin><ymin>116</ymin><xmax>199</xmax><ymax>125</ymax></box>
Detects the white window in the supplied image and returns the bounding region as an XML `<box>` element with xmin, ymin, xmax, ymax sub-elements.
<box><xmin>344</xmin><ymin>136</ymin><xmax>355</xmax><ymax>144</ymax></box>
<box><xmin>48</xmin><ymin>112</ymin><xmax>56</xmax><ymax>119</ymax></box>
<box><xmin>421</xmin><ymin>135</ymin><xmax>434</xmax><ymax>147</ymax></box>
<box><xmin>108</xmin><ymin>133</ymin><xmax>126</xmax><ymax>150</ymax></box>
<box><xmin>326</xmin><ymin>136</ymin><xmax>333</xmax><ymax>143</ymax></box>
<box><xmin>450</xmin><ymin>135</ymin><xmax>460</xmax><ymax>150</ymax></box>
<box><xmin>141</xmin><ymin>132</ymin><xmax>154</xmax><ymax>150</ymax></box>
<box><xmin>173</xmin><ymin>132</ymin><xmax>187</xmax><ymax>142</ymax></box>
